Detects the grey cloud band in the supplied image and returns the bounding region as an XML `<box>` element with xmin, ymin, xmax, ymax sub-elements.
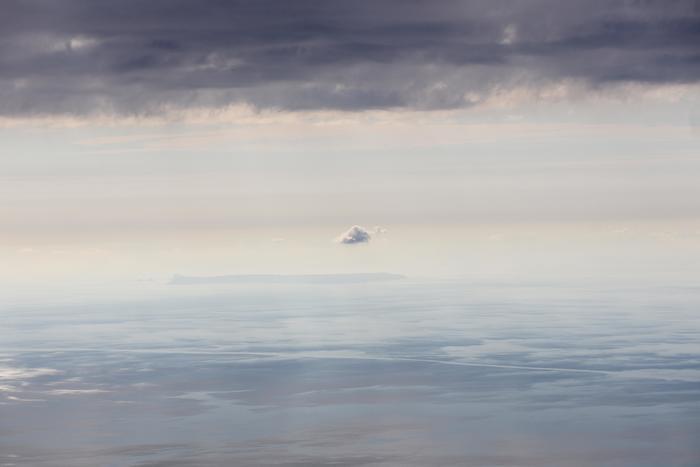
<box><xmin>1</xmin><ymin>0</ymin><xmax>699</xmax><ymax>116</ymax></box>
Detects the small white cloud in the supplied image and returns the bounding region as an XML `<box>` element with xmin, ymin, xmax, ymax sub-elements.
<box><xmin>336</xmin><ymin>225</ymin><xmax>372</xmax><ymax>244</ymax></box>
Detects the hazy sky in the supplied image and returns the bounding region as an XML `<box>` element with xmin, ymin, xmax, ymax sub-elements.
<box><xmin>1</xmin><ymin>0</ymin><xmax>699</xmax><ymax>284</ymax></box>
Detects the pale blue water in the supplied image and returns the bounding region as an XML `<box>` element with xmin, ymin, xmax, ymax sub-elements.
<box><xmin>1</xmin><ymin>279</ymin><xmax>699</xmax><ymax>466</ymax></box>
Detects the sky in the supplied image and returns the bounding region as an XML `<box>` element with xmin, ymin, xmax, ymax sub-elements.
<box><xmin>1</xmin><ymin>0</ymin><xmax>700</xmax><ymax>287</ymax></box>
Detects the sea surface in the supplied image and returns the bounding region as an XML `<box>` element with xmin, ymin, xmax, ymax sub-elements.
<box><xmin>1</xmin><ymin>279</ymin><xmax>699</xmax><ymax>466</ymax></box>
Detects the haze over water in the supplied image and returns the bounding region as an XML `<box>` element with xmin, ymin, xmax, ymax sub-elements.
<box><xmin>1</xmin><ymin>276</ymin><xmax>699</xmax><ymax>466</ymax></box>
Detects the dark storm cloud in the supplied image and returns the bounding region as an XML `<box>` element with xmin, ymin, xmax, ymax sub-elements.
<box><xmin>1</xmin><ymin>0</ymin><xmax>699</xmax><ymax>116</ymax></box>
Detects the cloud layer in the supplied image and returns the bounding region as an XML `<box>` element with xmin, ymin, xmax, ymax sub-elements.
<box><xmin>1</xmin><ymin>0</ymin><xmax>699</xmax><ymax>116</ymax></box>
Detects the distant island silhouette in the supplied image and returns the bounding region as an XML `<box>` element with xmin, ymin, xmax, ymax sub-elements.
<box><xmin>170</xmin><ymin>273</ymin><xmax>406</xmax><ymax>285</ymax></box>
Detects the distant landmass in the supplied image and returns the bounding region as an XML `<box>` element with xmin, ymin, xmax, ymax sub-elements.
<box><xmin>170</xmin><ymin>273</ymin><xmax>406</xmax><ymax>285</ymax></box>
